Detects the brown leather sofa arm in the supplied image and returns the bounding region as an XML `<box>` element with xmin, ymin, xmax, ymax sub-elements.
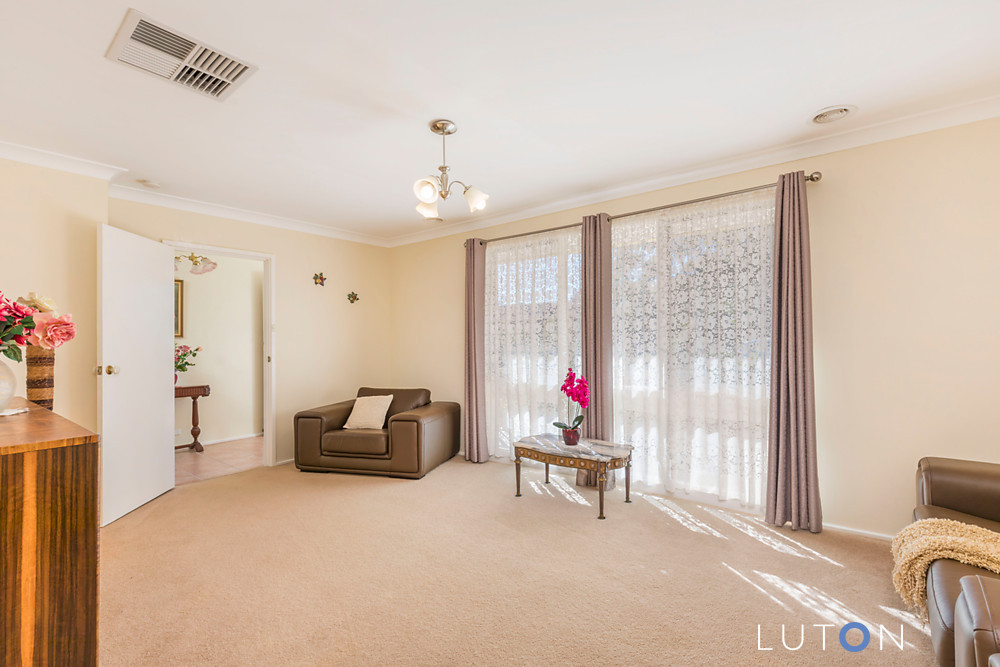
<box><xmin>295</xmin><ymin>399</ymin><xmax>355</xmax><ymax>434</ymax></box>
<box><xmin>917</xmin><ymin>457</ymin><xmax>1000</xmax><ymax>523</ymax></box>
<box><xmin>956</xmin><ymin>576</ymin><xmax>1000</xmax><ymax>667</ymax></box>
<box><xmin>388</xmin><ymin>402</ymin><xmax>460</xmax><ymax>476</ymax></box>
<box><xmin>389</xmin><ymin>401</ymin><xmax>459</xmax><ymax>426</ymax></box>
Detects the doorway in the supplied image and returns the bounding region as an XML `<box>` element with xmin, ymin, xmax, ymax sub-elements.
<box><xmin>166</xmin><ymin>241</ymin><xmax>276</xmax><ymax>481</ymax></box>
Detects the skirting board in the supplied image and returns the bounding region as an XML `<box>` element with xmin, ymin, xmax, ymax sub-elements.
<box><xmin>823</xmin><ymin>522</ymin><xmax>894</xmax><ymax>541</ymax></box>
<box><xmin>274</xmin><ymin>458</ymin><xmax>294</xmax><ymax>466</ymax></box>
<box><xmin>183</xmin><ymin>433</ymin><xmax>264</xmax><ymax>448</ymax></box>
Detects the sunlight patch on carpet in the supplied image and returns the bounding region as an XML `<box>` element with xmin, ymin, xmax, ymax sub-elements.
<box><xmin>755</xmin><ymin>571</ymin><xmax>915</xmax><ymax>650</ymax></box>
<box><xmin>878</xmin><ymin>605</ymin><xmax>930</xmax><ymax>636</ymax></box>
<box><xmin>702</xmin><ymin>507</ymin><xmax>812</xmax><ymax>559</ymax></box>
<box><xmin>549</xmin><ymin>476</ymin><xmax>591</xmax><ymax>506</ymax></box>
<box><xmin>636</xmin><ymin>492</ymin><xmax>726</xmax><ymax>538</ymax></box>
<box><xmin>722</xmin><ymin>562</ymin><xmax>791</xmax><ymax>611</ymax></box>
<box><xmin>528</xmin><ymin>480</ymin><xmax>555</xmax><ymax>497</ymax></box>
<box><xmin>742</xmin><ymin>515</ymin><xmax>844</xmax><ymax>567</ymax></box>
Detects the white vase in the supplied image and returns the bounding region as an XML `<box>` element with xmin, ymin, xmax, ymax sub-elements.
<box><xmin>0</xmin><ymin>360</ymin><xmax>15</xmax><ymax>411</ymax></box>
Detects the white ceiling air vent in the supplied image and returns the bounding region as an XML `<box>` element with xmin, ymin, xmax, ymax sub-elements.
<box><xmin>105</xmin><ymin>9</ymin><xmax>256</xmax><ymax>101</ymax></box>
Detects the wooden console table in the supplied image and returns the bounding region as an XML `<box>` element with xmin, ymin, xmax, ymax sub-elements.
<box><xmin>174</xmin><ymin>384</ymin><xmax>210</xmax><ymax>452</ymax></box>
<box><xmin>1</xmin><ymin>397</ymin><xmax>99</xmax><ymax>665</ymax></box>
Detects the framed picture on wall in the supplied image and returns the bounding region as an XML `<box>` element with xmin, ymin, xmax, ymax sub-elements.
<box><xmin>174</xmin><ymin>279</ymin><xmax>184</xmax><ymax>337</ymax></box>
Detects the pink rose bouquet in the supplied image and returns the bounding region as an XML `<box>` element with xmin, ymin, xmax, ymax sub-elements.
<box><xmin>553</xmin><ymin>368</ymin><xmax>590</xmax><ymax>432</ymax></box>
<box><xmin>0</xmin><ymin>290</ymin><xmax>36</xmax><ymax>362</ymax></box>
<box><xmin>26</xmin><ymin>312</ymin><xmax>76</xmax><ymax>350</ymax></box>
<box><xmin>174</xmin><ymin>344</ymin><xmax>202</xmax><ymax>373</ymax></box>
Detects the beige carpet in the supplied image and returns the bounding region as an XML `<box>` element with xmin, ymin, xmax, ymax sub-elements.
<box><xmin>100</xmin><ymin>459</ymin><xmax>933</xmax><ymax>665</ymax></box>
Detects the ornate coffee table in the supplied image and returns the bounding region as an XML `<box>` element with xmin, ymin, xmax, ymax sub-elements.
<box><xmin>514</xmin><ymin>434</ymin><xmax>633</xmax><ymax>520</ymax></box>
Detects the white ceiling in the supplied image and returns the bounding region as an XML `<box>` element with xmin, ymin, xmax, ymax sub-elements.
<box><xmin>2</xmin><ymin>1</ymin><xmax>1000</xmax><ymax>245</ymax></box>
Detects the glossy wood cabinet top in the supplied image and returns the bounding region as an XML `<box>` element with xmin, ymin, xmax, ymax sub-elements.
<box><xmin>0</xmin><ymin>397</ymin><xmax>99</xmax><ymax>456</ymax></box>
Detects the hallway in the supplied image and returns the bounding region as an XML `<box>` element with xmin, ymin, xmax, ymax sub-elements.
<box><xmin>174</xmin><ymin>436</ymin><xmax>264</xmax><ymax>486</ymax></box>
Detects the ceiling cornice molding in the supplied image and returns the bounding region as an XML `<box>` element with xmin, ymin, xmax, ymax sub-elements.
<box><xmin>384</xmin><ymin>93</ymin><xmax>1000</xmax><ymax>247</ymax></box>
<box><xmin>0</xmin><ymin>140</ymin><xmax>127</xmax><ymax>181</ymax></box>
<box><xmin>108</xmin><ymin>185</ymin><xmax>390</xmax><ymax>247</ymax></box>
<box><xmin>7</xmin><ymin>93</ymin><xmax>1000</xmax><ymax>249</ymax></box>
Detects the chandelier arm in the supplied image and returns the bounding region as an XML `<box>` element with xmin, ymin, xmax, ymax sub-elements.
<box><xmin>446</xmin><ymin>180</ymin><xmax>469</xmax><ymax>194</ymax></box>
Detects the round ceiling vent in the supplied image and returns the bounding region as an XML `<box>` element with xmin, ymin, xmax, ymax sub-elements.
<box><xmin>812</xmin><ymin>105</ymin><xmax>857</xmax><ymax>124</ymax></box>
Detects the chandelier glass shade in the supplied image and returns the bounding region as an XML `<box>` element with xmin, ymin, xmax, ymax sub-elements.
<box><xmin>413</xmin><ymin>119</ymin><xmax>488</xmax><ymax>220</ymax></box>
<box><xmin>175</xmin><ymin>252</ymin><xmax>217</xmax><ymax>274</ymax></box>
<box><xmin>463</xmin><ymin>186</ymin><xmax>489</xmax><ymax>212</ymax></box>
<box><xmin>415</xmin><ymin>200</ymin><xmax>439</xmax><ymax>219</ymax></box>
<box><xmin>413</xmin><ymin>177</ymin><xmax>439</xmax><ymax>204</ymax></box>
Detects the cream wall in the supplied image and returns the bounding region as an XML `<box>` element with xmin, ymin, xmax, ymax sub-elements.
<box><xmin>1</xmin><ymin>156</ymin><xmax>393</xmax><ymax>463</ymax></box>
<box><xmin>388</xmin><ymin>116</ymin><xmax>1000</xmax><ymax>537</ymax></box>
<box><xmin>4</xmin><ymin>116</ymin><xmax>999</xmax><ymax>536</ymax></box>
<box><xmin>0</xmin><ymin>158</ymin><xmax>108</xmax><ymax>430</ymax></box>
<box><xmin>109</xmin><ymin>200</ymin><xmax>394</xmax><ymax>463</ymax></box>
<box><xmin>174</xmin><ymin>255</ymin><xmax>264</xmax><ymax>446</ymax></box>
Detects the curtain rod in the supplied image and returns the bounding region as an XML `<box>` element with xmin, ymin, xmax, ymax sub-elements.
<box><xmin>467</xmin><ymin>171</ymin><xmax>821</xmax><ymax>246</ymax></box>
<box><xmin>608</xmin><ymin>171</ymin><xmax>821</xmax><ymax>220</ymax></box>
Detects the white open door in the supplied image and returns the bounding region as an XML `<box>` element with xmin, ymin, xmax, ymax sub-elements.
<box><xmin>98</xmin><ymin>225</ymin><xmax>175</xmax><ymax>526</ymax></box>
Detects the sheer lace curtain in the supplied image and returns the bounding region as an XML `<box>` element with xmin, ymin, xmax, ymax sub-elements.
<box><xmin>485</xmin><ymin>228</ymin><xmax>582</xmax><ymax>459</ymax></box>
<box><xmin>611</xmin><ymin>189</ymin><xmax>775</xmax><ymax>507</ymax></box>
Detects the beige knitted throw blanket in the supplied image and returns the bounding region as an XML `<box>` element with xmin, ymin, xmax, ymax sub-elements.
<box><xmin>892</xmin><ymin>518</ymin><xmax>1000</xmax><ymax>620</ymax></box>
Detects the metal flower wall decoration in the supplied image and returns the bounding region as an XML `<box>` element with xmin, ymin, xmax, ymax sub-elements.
<box><xmin>346</xmin><ymin>292</ymin><xmax>359</xmax><ymax>304</ymax></box>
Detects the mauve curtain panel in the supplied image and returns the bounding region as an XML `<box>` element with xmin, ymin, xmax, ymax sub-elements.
<box><xmin>464</xmin><ymin>238</ymin><xmax>489</xmax><ymax>462</ymax></box>
<box><xmin>578</xmin><ymin>213</ymin><xmax>613</xmax><ymax>486</ymax></box>
<box><xmin>765</xmin><ymin>171</ymin><xmax>822</xmax><ymax>532</ymax></box>
<box><xmin>582</xmin><ymin>213</ymin><xmax>612</xmax><ymax>439</ymax></box>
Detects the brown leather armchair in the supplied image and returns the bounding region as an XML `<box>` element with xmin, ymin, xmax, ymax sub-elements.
<box><xmin>294</xmin><ymin>387</ymin><xmax>459</xmax><ymax>479</ymax></box>
<box><xmin>914</xmin><ymin>457</ymin><xmax>1000</xmax><ymax>666</ymax></box>
<box><xmin>956</xmin><ymin>576</ymin><xmax>1000</xmax><ymax>667</ymax></box>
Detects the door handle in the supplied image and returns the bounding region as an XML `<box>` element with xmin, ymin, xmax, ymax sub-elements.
<box><xmin>105</xmin><ymin>365</ymin><xmax>120</xmax><ymax>375</ymax></box>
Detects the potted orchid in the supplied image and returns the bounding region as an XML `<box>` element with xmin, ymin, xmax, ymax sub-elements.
<box><xmin>553</xmin><ymin>368</ymin><xmax>590</xmax><ymax>446</ymax></box>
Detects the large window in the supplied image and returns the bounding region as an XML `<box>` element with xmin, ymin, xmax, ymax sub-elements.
<box><xmin>611</xmin><ymin>189</ymin><xmax>775</xmax><ymax>506</ymax></box>
<box><xmin>484</xmin><ymin>228</ymin><xmax>581</xmax><ymax>458</ymax></box>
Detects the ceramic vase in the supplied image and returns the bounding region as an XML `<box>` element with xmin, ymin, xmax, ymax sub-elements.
<box><xmin>562</xmin><ymin>428</ymin><xmax>580</xmax><ymax>447</ymax></box>
<box><xmin>25</xmin><ymin>345</ymin><xmax>55</xmax><ymax>410</ymax></box>
<box><xmin>0</xmin><ymin>361</ymin><xmax>15</xmax><ymax>411</ymax></box>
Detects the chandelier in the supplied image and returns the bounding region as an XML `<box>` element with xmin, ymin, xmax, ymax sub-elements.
<box><xmin>413</xmin><ymin>119</ymin><xmax>489</xmax><ymax>220</ymax></box>
<box><xmin>175</xmin><ymin>252</ymin><xmax>217</xmax><ymax>275</ymax></box>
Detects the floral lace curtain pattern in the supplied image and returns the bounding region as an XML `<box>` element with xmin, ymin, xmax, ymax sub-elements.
<box><xmin>611</xmin><ymin>189</ymin><xmax>776</xmax><ymax>507</ymax></box>
<box><xmin>485</xmin><ymin>228</ymin><xmax>582</xmax><ymax>459</ymax></box>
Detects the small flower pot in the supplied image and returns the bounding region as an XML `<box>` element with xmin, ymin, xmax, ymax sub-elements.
<box><xmin>562</xmin><ymin>428</ymin><xmax>580</xmax><ymax>447</ymax></box>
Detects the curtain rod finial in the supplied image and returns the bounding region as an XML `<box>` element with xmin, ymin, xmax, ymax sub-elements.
<box><xmin>805</xmin><ymin>171</ymin><xmax>822</xmax><ymax>182</ymax></box>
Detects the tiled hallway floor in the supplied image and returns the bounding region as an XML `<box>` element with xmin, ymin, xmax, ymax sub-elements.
<box><xmin>175</xmin><ymin>436</ymin><xmax>264</xmax><ymax>486</ymax></box>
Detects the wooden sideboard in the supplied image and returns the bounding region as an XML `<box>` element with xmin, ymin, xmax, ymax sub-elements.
<box><xmin>1</xmin><ymin>397</ymin><xmax>99</xmax><ymax>666</ymax></box>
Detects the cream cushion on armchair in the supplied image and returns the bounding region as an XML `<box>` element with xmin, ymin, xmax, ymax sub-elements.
<box><xmin>343</xmin><ymin>394</ymin><xmax>393</xmax><ymax>430</ymax></box>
